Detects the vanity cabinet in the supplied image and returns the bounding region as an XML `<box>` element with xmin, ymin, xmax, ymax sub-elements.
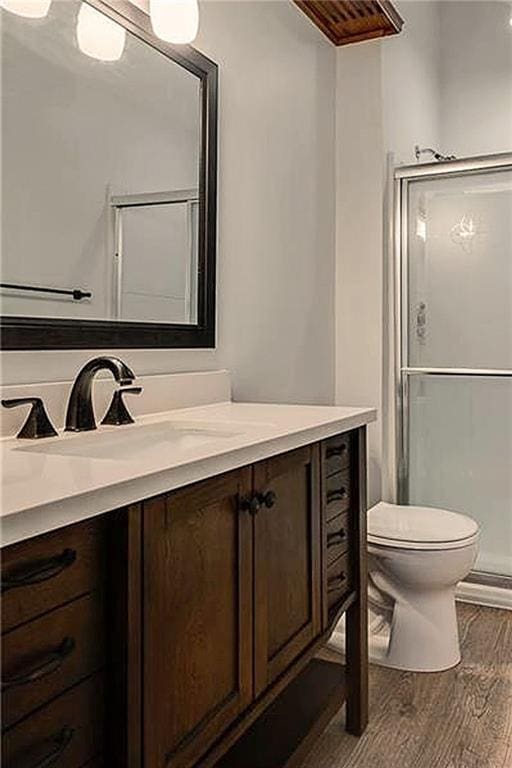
<box><xmin>1</xmin><ymin>427</ymin><xmax>368</xmax><ymax>768</ymax></box>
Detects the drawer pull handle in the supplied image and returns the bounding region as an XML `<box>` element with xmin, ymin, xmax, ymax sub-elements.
<box><xmin>2</xmin><ymin>637</ymin><xmax>75</xmax><ymax>691</ymax></box>
<box><xmin>326</xmin><ymin>443</ymin><xmax>347</xmax><ymax>458</ymax></box>
<box><xmin>327</xmin><ymin>529</ymin><xmax>346</xmax><ymax>547</ymax></box>
<box><xmin>30</xmin><ymin>726</ymin><xmax>74</xmax><ymax>768</ymax></box>
<box><xmin>327</xmin><ymin>573</ymin><xmax>346</xmax><ymax>592</ymax></box>
<box><xmin>327</xmin><ymin>488</ymin><xmax>348</xmax><ymax>503</ymax></box>
<box><xmin>257</xmin><ymin>490</ymin><xmax>277</xmax><ymax>509</ymax></box>
<box><xmin>1</xmin><ymin>549</ymin><xmax>77</xmax><ymax>593</ymax></box>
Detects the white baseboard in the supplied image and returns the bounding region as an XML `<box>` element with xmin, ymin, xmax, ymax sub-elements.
<box><xmin>456</xmin><ymin>581</ymin><xmax>512</xmax><ymax>611</ymax></box>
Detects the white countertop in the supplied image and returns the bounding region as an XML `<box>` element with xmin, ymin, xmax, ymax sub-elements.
<box><xmin>1</xmin><ymin>401</ymin><xmax>376</xmax><ymax>546</ymax></box>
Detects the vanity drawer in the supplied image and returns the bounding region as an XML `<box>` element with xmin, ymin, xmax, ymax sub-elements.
<box><xmin>324</xmin><ymin>468</ymin><xmax>351</xmax><ymax>521</ymax></box>
<box><xmin>1</xmin><ymin>518</ymin><xmax>106</xmax><ymax>633</ymax></box>
<box><xmin>324</xmin><ymin>432</ymin><xmax>352</xmax><ymax>477</ymax></box>
<box><xmin>326</xmin><ymin>552</ymin><xmax>351</xmax><ymax>613</ymax></box>
<box><xmin>2</xmin><ymin>673</ymin><xmax>104</xmax><ymax>768</ymax></box>
<box><xmin>2</xmin><ymin>593</ymin><xmax>105</xmax><ymax>730</ymax></box>
<box><xmin>325</xmin><ymin>511</ymin><xmax>350</xmax><ymax>566</ymax></box>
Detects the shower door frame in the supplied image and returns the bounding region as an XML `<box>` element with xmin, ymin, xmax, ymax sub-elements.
<box><xmin>393</xmin><ymin>152</ymin><xmax>512</xmax><ymax>580</ymax></box>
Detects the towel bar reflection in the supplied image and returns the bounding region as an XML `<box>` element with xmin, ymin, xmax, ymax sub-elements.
<box><xmin>0</xmin><ymin>283</ymin><xmax>92</xmax><ymax>301</ymax></box>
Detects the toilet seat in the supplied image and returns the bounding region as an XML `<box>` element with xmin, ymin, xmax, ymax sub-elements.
<box><xmin>368</xmin><ymin>502</ymin><xmax>480</xmax><ymax>551</ymax></box>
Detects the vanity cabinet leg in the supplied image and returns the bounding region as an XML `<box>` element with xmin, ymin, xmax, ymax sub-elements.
<box><xmin>345</xmin><ymin>427</ymin><xmax>368</xmax><ymax>736</ymax></box>
<box><xmin>345</xmin><ymin>593</ymin><xmax>368</xmax><ymax>735</ymax></box>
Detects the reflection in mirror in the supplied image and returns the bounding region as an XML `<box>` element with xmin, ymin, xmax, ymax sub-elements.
<box><xmin>1</xmin><ymin>0</ymin><xmax>201</xmax><ymax>324</ymax></box>
<box><xmin>113</xmin><ymin>191</ymin><xmax>199</xmax><ymax>324</ymax></box>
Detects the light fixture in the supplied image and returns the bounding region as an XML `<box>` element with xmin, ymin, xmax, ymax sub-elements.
<box><xmin>76</xmin><ymin>2</ymin><xmax>126</xmax><ymax>62</ymax></box>
<box><xmin>149</xmin><ymin>0</ymin><xmax>199</xmax><ymax>45</ymax></box>
<box><xmin>0</xmin><ymin>0</ymin><xmax>51</xmax><ymax>18</ymax></box>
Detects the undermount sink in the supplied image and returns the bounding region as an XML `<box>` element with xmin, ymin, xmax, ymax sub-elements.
<box><xmin>16</xmin><ymin>420</ymin><xmax>243</xmax><ymax>461</ymax></box>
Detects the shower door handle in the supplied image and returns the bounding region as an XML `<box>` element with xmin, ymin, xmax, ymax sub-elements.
<box><xmin>415</xmin><ymin>302</ymin><xmax>427</xmax><ymax>343</ymax></box>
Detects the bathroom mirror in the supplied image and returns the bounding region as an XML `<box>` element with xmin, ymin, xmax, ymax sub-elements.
<box><xmin>0</xmin><ymin>0</ymin><xmax>217</xmax><ymax>349</ymax></box>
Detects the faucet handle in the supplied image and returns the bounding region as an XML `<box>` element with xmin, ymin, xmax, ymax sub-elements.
<box><xmin>101</xmin><ymin>387</ymin><xmax>142</xmax><ymax>426</ymax></box>
<box><xmin>2</xmin><ymin>397</ymin><xmax>58</xmax><ymax>439</ymax></box>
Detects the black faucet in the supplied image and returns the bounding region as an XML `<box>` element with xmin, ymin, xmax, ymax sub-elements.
<box><xmin>65</xmin><ymin>357</ymin><xmax>136</xmax><ymax>432</ymax></box>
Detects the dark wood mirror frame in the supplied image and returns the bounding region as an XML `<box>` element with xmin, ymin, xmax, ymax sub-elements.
<box><xmin>0</xmin><ymin>0</ymin><xmax>218</xmax><ymax>350</ymax></box>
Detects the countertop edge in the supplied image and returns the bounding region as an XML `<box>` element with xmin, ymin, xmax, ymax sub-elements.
<box><xmin>1</xmin><ymin>408</ymin><xmax>376</xmax><ymax>547</ymax></box>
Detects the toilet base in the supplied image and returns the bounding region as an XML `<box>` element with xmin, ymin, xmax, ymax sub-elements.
<box><xmin>381</xmin><ymin>586</ymin><xmax>461</xmax><ymax>672</ymax></box>
<box><xmin>328</xmin><ymin>587</ymin><xmax>462</xmax><ymax>673</ymax></box>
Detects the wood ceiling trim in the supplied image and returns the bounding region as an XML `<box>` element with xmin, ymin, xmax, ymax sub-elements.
<box><xmin>292</xmin><ymin>0</ymin><xmax>404</xmax><ymax>46</ymax></box>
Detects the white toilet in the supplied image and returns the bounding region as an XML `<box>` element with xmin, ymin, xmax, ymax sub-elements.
<box><xmin>366</xmin><ymin>502</ymin><xmax>480</xmax><ymax>672</ymax></box>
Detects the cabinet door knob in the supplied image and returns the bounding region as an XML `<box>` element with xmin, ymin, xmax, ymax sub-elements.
<box><xmin>258</xmin><ymin>490</ymin><xmax>277</xmax><ymax>509</ymax></box>
<box><xmin>239</xmin><ymin>495</ymin><xmax>261</xmax><ymax>515</ymax></box>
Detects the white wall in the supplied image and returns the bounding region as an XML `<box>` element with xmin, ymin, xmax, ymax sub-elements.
<box><xmin>381</xmin><ymin>0</ymin><xmax>512</xmax><ymax>162</ymax></box>
<box><xmin>1</xmin><ymin>0</ymin><xmax>336</xmax><ymax>408</ymax></box>
<box><xmin>440</xmin><ymin>1</ymin><xmax>512</xmax><ymax>157</ymax></box>
<box><xmin>381</xmin><ymin>0</ymin><xmax>441</xmax><ymax>163</ymax></box>
<box><xmin>198</xmin><ymin>0</ymin><xmax>336</xmax><ymax>404</ymax></box>
<box><xmin>335</xmin><ymin>43</ymin><xmax>384</xmax><ymax>504</ymax></box>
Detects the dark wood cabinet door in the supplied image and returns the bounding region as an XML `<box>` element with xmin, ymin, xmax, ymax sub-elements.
<box><xmin>253</xmin><ymin>445</ymin><xmax>321</xmax><ymax>694</ymax></box>
<box><xmin>143</xmin><ymin>468</ymin><xmax>254</xmax><ymax>768</ymax></box>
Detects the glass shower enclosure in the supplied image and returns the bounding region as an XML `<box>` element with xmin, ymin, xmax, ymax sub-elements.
<box><xmin>394</xmin><ymin>153</ymin><xmax>512</xmax><ymax>581</ymax></box>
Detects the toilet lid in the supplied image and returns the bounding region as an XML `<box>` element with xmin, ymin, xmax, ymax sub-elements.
<box><xmin>368</xmin><ymin>502</ymin><xmax>480</xmax><ymax>549</ymax></box>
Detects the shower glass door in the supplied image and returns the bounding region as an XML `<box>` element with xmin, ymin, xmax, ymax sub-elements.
<box><xmin>397</xmin><ymin>158</ymin><xmax>512</xmax><ymax>578</ymax></box>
